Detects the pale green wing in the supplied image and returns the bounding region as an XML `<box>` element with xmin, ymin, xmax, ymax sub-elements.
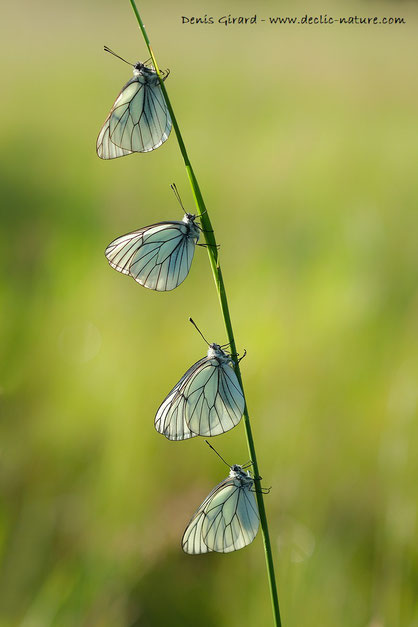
<box><xmin>105</xmin><ymin>228</ymin><xmax>145</xmax><ymax>274</ymax></box>
<box><xmin>182</xmin><ymin>477</ymin><xmax>259</xmax><ymax>554</ymax></box>
<box><xmin>105</xmin><ymin>221</ymin><xmax>197</xmax><ymax>291</ymax></box>
<box><xmin>129</xmin><ymin>223</ymin><xmax>196</xmax><ymax>291</ymax></box>
<box><xmin>202</xmin><ymin>480</ymin><xmax>259</xmax><ymax>552</ymax></box>
<box><xmin>183</xmin><ymin>359</ymin><xmax>245</xmax><ymax>436</ymax></box>
<box><xmin>154</xmin><ymin>358</ymin><xmax>207</xmax><ymax>440</ymax></box>
<box><xmin>97</xmin><ymin>75</ymin><xmax>171</xmax><ymax>159</ymax></box>
<box><xmin>182</xmin><ymin>510</ymin><xmax>211</xmax><ymax>554</ymax></box>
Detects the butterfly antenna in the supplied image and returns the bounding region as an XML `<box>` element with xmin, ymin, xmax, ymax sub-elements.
<box><xmin>204</xmin><ymin>440</ymin><xmax>231</xmax><ymax>468</ymax></box>
<box><xmin>189</xmin><ymin>317</ymin><xmax>210</xmax><ymax>345</ymax></box>
<box><xmin>171</xmin><ymin>183</ymin><xmax>186</xmax><ymax>214</ymax></box>
<box><xmin>104</xmin><ymin>46</ymin><xmax>134</xmax><ymax>66</ymax></box>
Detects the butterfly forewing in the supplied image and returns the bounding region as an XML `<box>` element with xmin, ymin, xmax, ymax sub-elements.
<box><xmin>97</xmin><ymin>121</ymin><xmax>133</xmax><ymax>159</ymax></box>
<box><xmin>182</xmin><ymin>482</ymin><xmax>220</xmax><ymax>554</ymax></box>
<box><xmin>154</xmin><ymin>388</ymin><xmax>194</xmax><ymax>441</ymax></box>
<box><xmin>105</xmin><ymin>230</ymin><xmax>146</xmax><ymax>274</ymax></box>
<box><xmin>155</xmin><ymin>357</ymin><xmax>207</xmax><ymax>440</ymax></box>
<box><xmin>182</xmin><ymin>511</ymin><xmax>210</xmax><ymax>554</ymax></box>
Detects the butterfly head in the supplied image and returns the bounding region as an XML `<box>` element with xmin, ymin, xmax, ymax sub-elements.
<box><xmin>207</xmin><ymin>343</ymin><xmax>230</xmax><ymax>362</ymax></box>
<box><xmin>229</xmin><ymin>464</ymin><xmax>253</xmax><ymax>484</ymax></box>
<box><xmin>133</xmin><ymin>62</ymin><xmax>158</xmax><ymax>79</ymax></box>
<box><xmin>133</xmin><ymin>61</ymin><xmax>146</xmax><ymax>76</ymax></box>
<box><xmin>183</xmin><ymin>213</ymin><xmax>197</xmax><ymax>224</ymax></box>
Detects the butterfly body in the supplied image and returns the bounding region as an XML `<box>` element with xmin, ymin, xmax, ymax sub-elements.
<box><xmin>182</xmin><ymin>464</ymin><xmax>259</xmax><ymax>554</ymax></box>
<box><xmin>230</xmin><ymin>464</ymin><xmax>251</xmax><ymax>480</ymax></box>
<box><xmin>105</xmin><ymin>213</ymin><xmax>199</xmax><ymax>291</ymax></box>
<box><xmin>97</xmin><ymin>60</ymin><xmax>172</xmax><ymax>159</ymax></box>
<box><xmin>155</xmin><ymin>343</ymin><xmax>245</xmax><ymax>440</ymax></box>
<box><xmin>207</xmin><ymin>343</ymin><xmax>229</xmax><ymax>362</ymax></box>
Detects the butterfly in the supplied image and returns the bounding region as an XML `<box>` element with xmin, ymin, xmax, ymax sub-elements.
<box><xmin>182</xmin><ymin>456</ymin><xmax>259</xmax><ymax>554</ymax></box>
<box><xmin>97</xmin><ymin>46</ymin><xmax>172</xmax><ymax>159</ymax></box>
<box><xmin>105</xmin><ymin>212</ymin><xmax>200</xmax><ymax>291</ymax></box>
<box><xmin>155</xmin><ymin>321</ymin><xmax>245</xmax><ymax>439</ymax></box>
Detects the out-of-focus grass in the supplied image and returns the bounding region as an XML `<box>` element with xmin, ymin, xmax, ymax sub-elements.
<box><xmin>1</xmin><ymin>1</ymin><xmax>417</xmax><ymax>625</ymax></box>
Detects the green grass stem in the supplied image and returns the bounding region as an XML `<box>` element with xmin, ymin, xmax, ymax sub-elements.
<box><xmin>129</xmin><ymin>2</ymin><xmax>282</xmax><ymax>625</ymax></box>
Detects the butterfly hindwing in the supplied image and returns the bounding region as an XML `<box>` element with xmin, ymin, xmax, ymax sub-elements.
<box><xmin>129</xmin><ymin>223</ymin><xmax>196</xmax><ymax>291</ymax></box>
<box><xmin>201</xmin><ymin>478</ymin><xmax>259</xmax><ymax>552</ymax></box>
<box><xmin>105</xmin><ymin>218</ymin><xmax>199</xmax><ymax>292</ymax></box>
<box><xmin>155</xmin><ymin>346</ymin><xmax>244</xmax><ymax>440</ymax></box>
<box><xmin>97</xmin><ymin>68</ymin><xmax>171</xmax><ymax>159</ymax></box>
<box><xmin>182</xmin><ymin>469</ymin><xmax>260</xmax><ymax>554</ymax></box>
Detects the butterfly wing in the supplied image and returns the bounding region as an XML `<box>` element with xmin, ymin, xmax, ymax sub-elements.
<box><xmin>97</xmin><ymin>75</ymin><xmax>171</xmax><ymax>159</ymax></box>
<box><xmin>183</xmin><ymin>358</ymin><xmax>245</xmax><ymax>437</ymax></box>
<box><xmin>97</xmin><ymin>119</ymin><xmax>133</xmax><ymax>159</ymax></box>
<box><xmin>182</xmin><ymin>483</ymin><xmax>219</xmax><ymax>554</ymax></box>
<box><xmin>105</xmin><ymin>228</ymin><xmax>145</xmax><ymax>275</ymax></box>
<box><xmin>105</xmin><ymin>221</ymin><xmax>197</xmax><ymax>291</ymax></box>
<box><xmin>129</xmin><ymin>223</ymin><xmax>196</xmax><ymax>291</ymax></box>
<box><xmin>182</xmin><ymin>477</ymin><xmax>259</xmax><ymax>554</ymax></box>
<box><xmin>155</xmin><ymin>357</ymin><xmax>207</xmax><ymax>440</ymax></box>
<box><xmin>181</xmin><ymin>509</ymin><xmax>210</xmax><ymax>554</ymax></box>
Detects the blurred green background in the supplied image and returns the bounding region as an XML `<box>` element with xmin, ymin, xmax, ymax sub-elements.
<box><xmin>1</xmin><ymin>0</ymin><xmax>417</xmax><ymax>625</ymax></box>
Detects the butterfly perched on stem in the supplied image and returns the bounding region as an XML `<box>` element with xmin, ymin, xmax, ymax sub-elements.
<box><xmin>105</xmin><ymin>184</ymin><xmax>201</xmax><ymax>291</ymax></box>
<box><xmin>105</xmin><ymin>212</ymin><xmax>200</xmax><ymax>291</ymax></box>
<box><xmin>182</xmin><ymin>442</ymin><xmax>260</xmax><ymax>554</ymax></box>
<box><xmin>155</xmin><ymin>319</ymin><xmax>245</xmax><ymax>439</ymax></box>
<box><xmin>97</xmin><ymin>46</ymin><xmax>171</xmax><ymax>159</ymax></box>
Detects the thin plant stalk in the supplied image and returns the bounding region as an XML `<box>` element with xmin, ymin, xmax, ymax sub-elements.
<box><xmin>129</xmin><ymin>2</ymin><xmax>282</xmax><ymax>625</ymax></box>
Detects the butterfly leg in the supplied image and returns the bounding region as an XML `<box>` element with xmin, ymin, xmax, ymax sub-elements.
<box><xmin>238</xmin><ymin>349</ymin><xmax>247</xmax><ymax>363</ymax></box>
<box><xmin>251</xmin><ymin>481</ymin><xmax>271</xmax><ymax>495</ymax></box>
<box><xmin>253</xmin><ymin>487</ymin><xmax>271</xmax><ymax>495</ymax></box>
<box><xmin>197</xmin><ymin>243</ymin><xmax>220</xmax><ymax>250</ymax></box>
<box><xmin>231</xmin><ymin>349</ymin><xmax>247</xmax><ymax>363</ymax></box>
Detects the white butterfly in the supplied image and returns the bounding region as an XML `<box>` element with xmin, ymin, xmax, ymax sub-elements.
<box><xmin>155</xmin><ymin>337</ymin><xmax>245</xmax><ymax>440</ymax></box>
<box><xmin>97</xmin><ymin>47</ymin><xmax>171</xmax><ymax>159</ymax></box>
<box><xmin>105</xmin><ymin>213</ymin><xmax>200</xmax><ymax>291</ymax></box>
<box><xmin>182</xmin><ymin>462</ymin><xmax>259</xmax><ymax>554</ymax></box>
